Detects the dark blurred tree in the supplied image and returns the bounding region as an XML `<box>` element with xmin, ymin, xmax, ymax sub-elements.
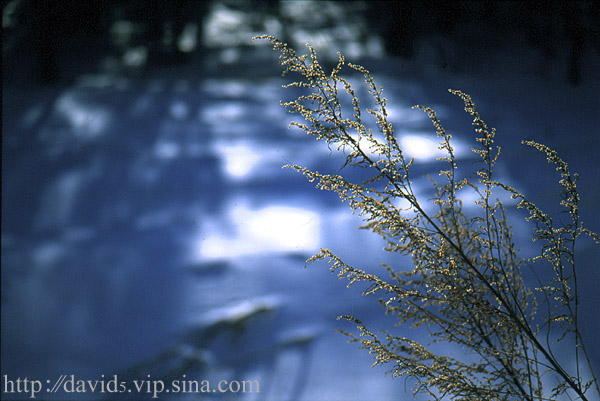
<box><xmin>26</xmin><ymin>1</ymin><xmax>108</xmax><ymax>84</ymax></box>
<box><xmin>2</xmin><ymin>0</ymin><xmax>211</xmax><ymax>86</ymax></box>
<box><xmin>365</xmin><ymin>1</ymin><xmax>599</xmax><ymax>85</ymax></box>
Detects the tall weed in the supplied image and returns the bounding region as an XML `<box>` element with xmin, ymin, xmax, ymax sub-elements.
<box><xmin>255</xmin><ymin>35</ymin><xmax>599</xmax><ymax>401</ymax></box>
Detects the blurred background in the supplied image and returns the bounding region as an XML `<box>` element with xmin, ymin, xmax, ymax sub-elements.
<box><xmin>2</xmin><ymin>1</ymin><xmax>600</xmax><ymax>400</ymax></box>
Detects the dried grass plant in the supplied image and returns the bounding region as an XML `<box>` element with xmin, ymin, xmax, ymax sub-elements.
<box><xmin>254</xmin><ymin>35</ymin><xmax>599</xmax><ymax>401</ymax></box>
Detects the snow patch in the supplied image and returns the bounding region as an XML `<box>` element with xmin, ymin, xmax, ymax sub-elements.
<box><xmin>55</xmin><ymin>93</ymin><xmax>112</xmax><ymax>140</ymax></box>
<box><xmin>400</xmin><ymin>132</ymin><xmax>469</xmax><ymax>162</ymax></box>
<box><xmin>193</xmin><ymin>203</ymin><xmax>320</xmax><ymax>261</ymax></box>
<box><xmin>200</xmin><ymin>296</ymin><xmax>280</xmax><ymax>327</ymax></box>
